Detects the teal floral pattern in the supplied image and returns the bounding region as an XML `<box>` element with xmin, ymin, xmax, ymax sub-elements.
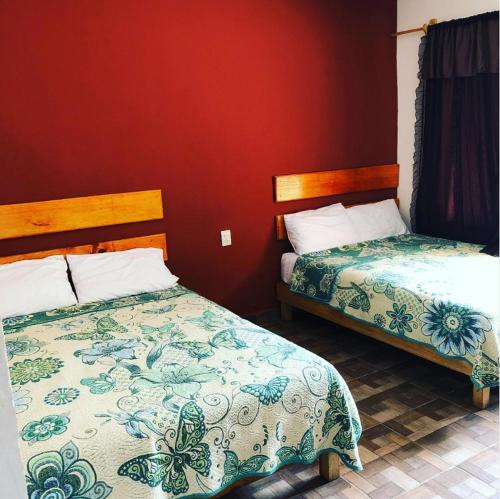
<box><xmin>4</xmin><ymin>286</ymin><xmax>361</xmax><ymax>498</ymax></box>
<box><xmin>25</xmin><ymin>441</ymin><xmax>112</xmax><ymax>498</ymax></box>
<box><xmin>255</xmin><ymin>338</ymin><xmax>298</xmax><ymax>367</ymax></box>
<box><xmin>374</xmin><ymin>314</ymin><xmax>386</xmax><ymax>327</ymax></box>
<box><xmin>44</xmin><ymin>388</ymin><xmax>80</xmax><ymax>406</ymax></box>
<box><xmin>80</xmin><ymin>373</ymin><xmax>116</xmax><ymax>395</ymax></box>
<box><xmin>22</xmin><ymin>414</ymin><xmax>70</xmax><ymax>442</ymax></box>
<box><xmin>10</xmin><ymin>357</ymin><xmax>64</xmax><ymax>385</ymax></box>
<box><xmin>118</xmin><ymin>401</ymin><xmax>211</xmax><ymax>495</ymax></box>
<box><xmin>131</xmin><ymin>363</ymin><xmax>220</xmax><ymax>407</ymax></box>
<box><xmin>96</xmin><ymin>408</ymin><xmax>162</xmax><ymax>439</ymax></box>
<box><xmin>322</xmin><ymin>370</ymin><xmax>362</xmax><ymax>462</ymax></box>
<box><xmin>5</xmin><ymin>336</ymin><xmax>42</xmax><ymax>360</ymax></box>
<box><xmin>387</xmin><ymin>303</ymin><xmax>413</xmax><ymax>335</ymax></box>
<box><xmin>170</xmin><ymin>329</ymin><xmax>247</xmax><ymax>360</ymax></box>
<box><xmin>421</xmin><ymin>299</ymin><xmax>489</xmax><ymax>356</ymax></box>
<box><xmin>290</xmin><ymin>234</ymin><xmax>499</xmax><ymax>388</ymax></box>
<box><xmin>75</xmin><ymin>338</ymin><xmax>141</xmax><ymax>364</ymax></box>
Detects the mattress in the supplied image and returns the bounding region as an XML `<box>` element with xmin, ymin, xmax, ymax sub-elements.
<box><xmin>288</xmin><ymin>234</ymin><xmax>499</xmax><ymax>389</ymax></box>
<box><xmin>281</xmin><ymin>252</ymin><xmax>299</xmax><ymax>285</ymax></box>
<box><xmin>4</xmin><ymin>285</ymin><xmax>362</xmax><ymax>498</ymax></box>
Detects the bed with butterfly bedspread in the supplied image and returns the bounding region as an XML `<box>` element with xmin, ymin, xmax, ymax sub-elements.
<box><xmin>4</xmin><ymin>284</ymin><xmax>362</xmax><ymax>499</ymax></box>
<box><xmin>273</xmin><ymin>166</ymin><xmax>498</xmax><ymax>409</ymax></box>
<box><xmin>282</xmin><ymin>234</ymin><xmax>499</xmax><ymax>406</ymax></box>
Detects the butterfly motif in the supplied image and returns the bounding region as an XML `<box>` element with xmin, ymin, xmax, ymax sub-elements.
<box><xmin>169</xmin><ymin>341</ymin><xmax>213</xmax><ymax>361</ymax></box>
<box><xmin>56</xmin><ymin>316</ymin><xmax>127</xmax><ymax>341</ymax></box>
<box><xmin>186</xmin><ymin>310</ymin><xmax>227</xmax><ymax>331</ymax></box>
<box><xmin>348</xmin><ymin>283</ymin><xmax>370</xmax><ymax>312</ymax></box>
<box><xmin>140</xmin><ymin>323</ymin><xmax>185</xmax><ymax>342</ymax></box>
<box><xmin>276</xmin><ymin>427</ymin><xmax>316</xmax><ymax>464</ymax></box>
<box><xmin>170</xmin><ymin>329</ymin><xmax>247</xmax><ymax>361</ymax></box>
<box><xmin>60</xmin><ymin>319</ymin><xmax>85</xmax><ymax>331</ymax></box>
<box><xmin>210</xmin><ymin>328</ymin><xmax>247</xmax><ymax>349</ymax></box>
<box><xmin>81</xmin><ymin>371</ymin><xmax>119</xmax><ymax>394</ymax></box>
<box><xmin>256</xmin><ymin>339</ymin><xmax>297</xmax><ymax>368</ymax></box>
<box><xmin>221</xmin><ymin>450</ymin><xmax>268</xmax><ymax>487</ymax></box>
<box><xmin>142</xmin><ymin>305</ymin><xmax>176</xmax><ymax>315</ymax></box>
<box><xmin>118</xmin><ymin>401</ymin><xmax>211</xmax><ymax>495</ymax></box>
<box><xmin>322</xmin><ymin>370</ymin><xmax>361</xmax><ymax>452</ymax></box>
<box><xmin>240</xmin><ymin>376</ymin><xmax>289</xmax><ymax>405</ymax></box>
<box><xmin>140</xmin><ymin>323</ymin><xmax>186</xmax><ymax>368</ymax></box>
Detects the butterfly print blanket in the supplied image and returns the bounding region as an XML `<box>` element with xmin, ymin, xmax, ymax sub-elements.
<box><xmin>290</xmin><ymin>234</ymin><xmax>499</xmax><ymax>389</ymax></box>
<box><xmin>4</xmin><ymin>285</ymin><xmax>362</xmax><ymax>498</ymax></box>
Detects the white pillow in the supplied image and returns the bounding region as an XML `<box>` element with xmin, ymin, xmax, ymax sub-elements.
<box><xmin>67</xmin><ymin>248</ymin><xmax>178</xmax><ymax>304</ymax></box>
<box><xmin>284</xmin><ymin>203</ymin><xmax>360</xmax><ymax>255</ymax></box>
<box><xmin>346</xmin><ymin>199</ymin><xmax>409</xmax><ymax>242</ymax></box>
<box><xmin>0</xmin><ymin>256</ymin><xmax>77</xmax><ymax>319</ymax></box>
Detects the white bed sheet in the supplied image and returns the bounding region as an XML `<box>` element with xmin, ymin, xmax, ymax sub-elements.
<box><xmin>281</xmin><ymin>252</ymin><xmax>299</xmax><ymax>284</ymax></box>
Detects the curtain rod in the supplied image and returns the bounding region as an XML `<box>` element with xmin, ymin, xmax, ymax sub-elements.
<box><xmin>392</xmin><ymin>18</ymin><xmax>437</xmax><ymax>37</ymax></box>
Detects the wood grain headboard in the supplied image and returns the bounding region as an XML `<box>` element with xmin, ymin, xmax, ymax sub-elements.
<box><xmin>0</xmin><ymin>190</ymin><xmax>168</xmax><ymax>264</ymax></box>
<box><xmin>274</xmin><ymin>163</ymin><xmax>399</xmax><ymax>240</ymax></box>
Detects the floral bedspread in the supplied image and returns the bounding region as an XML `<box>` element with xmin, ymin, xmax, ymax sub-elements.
<box><xmin>290</xmin><ymin>234</ymin><xmax>499</xmax><ymax>389</ymax></box>
<box><xmin>3</xmin><ymin>285</ymin><xmax>361</xmax><ymax>499</ymax></box>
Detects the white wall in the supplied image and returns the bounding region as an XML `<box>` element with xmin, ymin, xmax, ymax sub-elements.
<box><xmin>0</xmin><ymin>330</ymin><xmax>27</xmax><ymax>499</ymax></box>
<box><xmin>397</xmin><ymin>0</ymin><xmax>498</xmax><ymax>224</ymax></box>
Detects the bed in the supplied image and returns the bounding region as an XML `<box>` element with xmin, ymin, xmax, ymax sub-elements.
<box><xmin>0</xmin><ymin>191</ymin><xmax>362</xmax><ymax>498</ymax></box>
<box><xmin>274</xmin><ymin>164</ymin><xmax>499</xmax><ymax>409</ymax></box>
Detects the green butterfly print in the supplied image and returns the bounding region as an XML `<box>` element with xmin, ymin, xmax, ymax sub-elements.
<box><xmin>142</xmin><ymin>304</ymin><xmax>176</xmax><ymax>315</ymax></box>
<box><xmin>118</xmin><ymin>401</ymin><xmax>211</xmax><ymax>496</ymax></box>
<box><xmin>140</xmin><ymin>323</ymin><xmax>186</xmax><ymax>368</ymax></box>
<box><xmin>221</xmin><ymin>450</ymin><xmax>268</xmax><ymax>487</ymax></box>
<box><xmin>56</xmin><ymin>316</ymin><xmax>127</xmax><ymax>341</ymax></box>
<box><xmin>186</xmin><ymin>310</ymin><xmax>227</xmax><ymax>331</ymax></box>
<box><xmin>348</xmin><ymin>283</ymin><xmax>370</xmax><ymax>312</ymax></box>
<box><xmin>140</xmin><ymin>323</ymin><xmax>184</xmax><ymax>341</ymax></box>
<box><xmin>276</xmin><ymin>427</ymin><xmax>316</xmax><ymax>464</ymax></box>
<box><xmin>322</xmin><ymin>371</ymin><xmax>360</xmax><ymax>451</ymax></box>
<box><xmin>81</xmin><ymin>372</ymin><xmax>116</xmax><ymax>395</ymax></box>
<box><xmin>240</xmin><ymin>376</ymin><xmax>289</xmax><ymax>405</ymax></box>
<box><xmin>256</xmin><ymin>339</ymin><xmax>297</xmax><ymax>368</ymax></box>
<box><xmin>169</xmin><ymin>341</ymin><xmax>214</xmax><ymax>361</ymax></box>
<box><xmin>170</xmin><ymin>329</ymin><xmax>247</xmax><ymax>361</ymax></box>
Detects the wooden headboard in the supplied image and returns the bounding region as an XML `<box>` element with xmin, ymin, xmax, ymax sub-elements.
<box><xmin>0</xmin><ymin>190</ymin><xmax>168</xmax><ymax>264</ymax></box>
<box><xmin>274</xmin><ymin>163</ymin><xmax>399</xmax><ymax>240</ymax></box>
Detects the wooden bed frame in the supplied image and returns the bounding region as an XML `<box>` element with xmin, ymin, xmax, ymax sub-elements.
<box><xmin>0</xmin><ymin>190</ymin><xmax>168</xmax><ymax>262</ymax></box>
<box><xmin>273</xmin><ymin>164</ymin><xmax>491</xmax><ymax>409</ymax></box>
<box><xmin>0</xmin><ymin>190</ymin><xmax>340</xmax><ymax>494</ymax></box>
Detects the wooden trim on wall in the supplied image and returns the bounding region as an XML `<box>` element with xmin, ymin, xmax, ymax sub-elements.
<box><xmin>276</xmin><ymin>198</ymin><xmax>399</xmax><ymax>241</ymax></box>
<box><xmin>274</xmin><ymin>164</ymin><xmax>399</xmax><ymax>202</ymax></box>
<box><xmin>0</xmin><ymin>190</ymin><xmax>163</xmax><ymax>240</ymax></box>
<box><xmin>0</xmin><ymin>233</ymin><xmax>168</xmax><ymax>265</ymax></box>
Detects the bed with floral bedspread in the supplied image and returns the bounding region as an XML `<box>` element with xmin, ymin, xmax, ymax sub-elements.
<box><xmin>289</xmin><ymin>234</ymin><xmax>499</xmax><ymax>389</ymax></box>
<box><xmin>3</xmin><ymin>285</ymin><xmax>361</xmax><ymax>499</ymax></box>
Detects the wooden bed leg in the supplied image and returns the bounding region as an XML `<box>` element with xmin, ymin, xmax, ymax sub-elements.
<box><xmin>319</xmin><ymin>452</ymin><xmax>340</xmax><ymax>481</ymax></box>
<box><xmin>280</xmin><ymin>302</ymin><xmax>293</xmax><ymax>321</ymax></box>
<box><xmin>472</xmin><ymin>386</ymin><xmax>490</xmax><ymax>409</ymax></box>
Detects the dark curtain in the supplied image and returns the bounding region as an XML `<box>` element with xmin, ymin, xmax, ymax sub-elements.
<box><xmin>412</xmin><ymin>12</ymin><xmax>499</xmax><ymax>247</ymax></box>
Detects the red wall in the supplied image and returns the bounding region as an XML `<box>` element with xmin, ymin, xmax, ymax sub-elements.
<box><xmin>0</xmin><ymin>0</ymin><xmax>397</xmax><ymax>315</ymax></box>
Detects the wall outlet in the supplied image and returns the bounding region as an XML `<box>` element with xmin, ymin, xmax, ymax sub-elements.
<box><xmin>220</xmin><ymin>229</ymin><xmax>232</xmax><ymax>247</ymax></box>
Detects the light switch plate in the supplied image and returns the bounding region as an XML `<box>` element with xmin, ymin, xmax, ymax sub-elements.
<box><xmin>220</xmin><ymin>229</ymin><xmax>232</xmax><ymax>246</ymax></box>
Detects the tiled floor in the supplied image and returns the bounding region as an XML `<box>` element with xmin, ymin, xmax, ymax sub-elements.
<box><xmin>227</xmin><ymin>312</ymin><xmax>499</xmax><ymax>499</ymax></box>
